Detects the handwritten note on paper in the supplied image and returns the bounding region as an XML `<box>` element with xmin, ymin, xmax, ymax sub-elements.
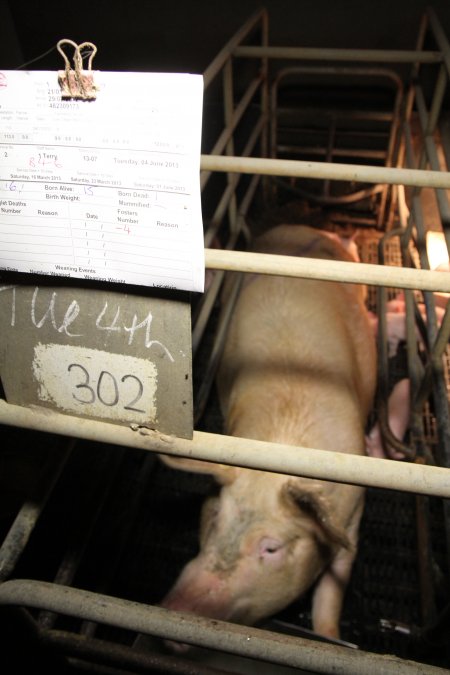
<box><xmin>0</xmin><ymin>70</ymin><xmax>204</xmax><ymax>292</ymax></box>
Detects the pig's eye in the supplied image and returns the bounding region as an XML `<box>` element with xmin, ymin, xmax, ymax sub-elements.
<box><xmin>259</xmin><ymin>537</ymin><xmax>284</xmax><ymax>559</ymax></box>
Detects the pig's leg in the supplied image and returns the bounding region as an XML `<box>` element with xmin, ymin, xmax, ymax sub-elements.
<box><xmin>311</xmin><ymin>500</ymin><xmax>363</xmax><ymax>639</ymax></box>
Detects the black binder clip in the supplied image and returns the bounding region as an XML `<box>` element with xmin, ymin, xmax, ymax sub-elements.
<box><xmin>57</xmin><ymin>39</ymin><xmax>98</xmax><ymax>100</ymax></box>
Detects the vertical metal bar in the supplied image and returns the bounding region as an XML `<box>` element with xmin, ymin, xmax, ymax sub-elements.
<box><xmin>376</xmin><ymin>231</ymin><xmax>415</xmax><ymax>458</ymax></box>
<box><xmin>223</xmin><ymin>58</ymin><xmax>238</xmax><ymax>230</ymax></box>
<box><xmin>202</xmin><ymin>8</ymin><xmax>268</xmax><ymax>89</ymax></box>
<box><xmin>194</xmin><ymin>273</ymin><xmax>243</xmax><ymax>424</ymax></box>
<box><xmin>427</xmin><ymin>7</ymin><xmax>450</xmax><ymax>79</ymax></box>
<box><xmin>201</xmin><ymin>74</ymin><xmax>263</xmax><ymax>191</ymax></box>
<box><xmin>323</xmin><ymin>115</ymin><xmax>336</xmax><ymax>198</ymax></box>
<box><xmin>259</xmin><ymin>9</ymin><xmax>270</xmax><ymax>203</ymax></box>
<box><xmin>377</xmin><ymin>82</ymin><xmax>404</xmax><ymax>227</ymax></box>
<box><xmin>39</xmin><ymin>446</ymin><xmax>127</xmax><ymax>630</ymax></box>
<box><xmin>80</xmin><ymin>451</ymin><xmax>159</xmax><ymax>639</ymax></box>
<box><xmin>0</xmin><ymin>439</ymin><xmax>75</xmax><ymax>582</ymax></box>
<box><xmin>415</xmin><ymin>84</ymin><xmax>450</xmax><ymax>256</ymax></box>
<box><xmin>203</xmin><ymin>114</ymin><xmax>265</xmax><ymax>250</ymax></box>
<box><xmin>417</xmin><ymin>64</ymin><xmax>448</xmax><ymax>171</ymax></box>
<box><xmin>416</xmin><ymin>488</ymin><xmax>438</xmax><ymax>626</ymax></box>
<box><xmin>390</xmin><ymin>10</ymin><xmax>429</xmax><ymax>229</ymax></box>
<box><xmin>406</xmin><ymin>191</ymin><xmax>450</xmax><ymax>578</ymax></box>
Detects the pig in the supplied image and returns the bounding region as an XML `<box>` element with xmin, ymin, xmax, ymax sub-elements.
<box><xmin>160</xmin><ymin>224</ymin><xmax>377</xmax><ymax>642</ymax></box>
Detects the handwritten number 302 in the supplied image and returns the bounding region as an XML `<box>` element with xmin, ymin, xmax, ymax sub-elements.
<box><xmin>68</xmin><ymin>363</ymin><xmax>145</xmax><ymax>412</ymax></box>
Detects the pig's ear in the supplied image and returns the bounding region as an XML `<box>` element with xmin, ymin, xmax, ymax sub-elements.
<box><xmin>285</xmin><ymin>483</ymin><xmax>351</xmax><ymax>551</ymax></box>
<box><xmin>158</xmin><ymin>454</ymin><xmax>237</xmax><ymax>484</ymax></box>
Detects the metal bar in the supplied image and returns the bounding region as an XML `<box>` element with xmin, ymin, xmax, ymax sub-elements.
<box><xmin>0</xmin><ymin>401</ymin><xmax>450</xmax><ymax>497</ymax></box>
<box><xmin>43</xmin><ymin>629</ymin><xmax>234</xmax><ymax>675</ymax></box>
<box><xmin>0</xmin><ymin>438</ymin><xmax>75</xmax><ymax>582</ymax></box>
<box><xmin>194</xmin><ymin>172</ymin><xmax>259</xmax><ymax>356</ymax></box>
<box><xmin>277</xmin><ymin>146</ymin><xmax>387</xmax><ymax>160</ymax></box>
<box><xmin>0</xmin><ymin>580</ymin><xmax>448</xmax><ymax>675</ymax></box>
<box><xmin>234</xmin><ymin>45</ymin><xmax>443</xmax><ymax>64</ymax></box>
<box><xmin>204</xmin><ymin>248</ymin><xmax>450</xmax><ymax>292</ymax></box>
<box><xmin>423</xmin><ymin>64</ymin><xmax>448</xmax><ymax>138</ymax></box>
<box><xmin>391</xmin><ymin>15</ymin><xmax>429</xmax><ymax>227</ymax></box>
<box><xmin>403</xmin><ymin>119</ymin><xmax>450</xmax><ymax>579</ymax></box>
<box><xmin>397</xmin><ymin>173</ymin><xmax>428</xmax><ymax>443</ymax></box>
<box><xmin>203</xmin><ymin>8</ymin><xmax>268</xmax><ymax>89</ymax></box>
<box><xmin>415</xmin><ymin>84</ymin><xmax>450</xmax><ymax>254</ymax></box>
<box><xmin>200</xmin><ymin>154</ymin><xmax>450</xmax><ymax>189</ymax></box>
<box><xmin>201</xmin><ymin>75</ymin><xmax>263</xmax><ymax>190</ymax></box>
<box><xmin>277</xmin><ymin>108</ymin><xmax>395</xmax><ymax>122</ymax></box>
<box><xmin>415</xmin><ymin>66</ymin><xmax>449</xmax><ymax>173</ymax></box>
<box><xmin>39</xmin><ymin>446</ymin><xmax>127</xmax><ymax>630</ymax></box>
<box><xmin>192</xmin><ymin>269</ymin><xmax>225</xmax><ymax>356</ymax></box>
<box><xmin>280</xmin><ymin>128</ymin><xmax>391</xmax><ymax>140</ymax></box>
<box><xmin>194</xmin><ymin>223</ymin><xmax>241</xmax><ymax>356</ymax></box>
<box><xmin>80</xmin><ymin>452</ymin><xmax>159</xmax><ymax>638</ymax></box>
<box><xmin>194</xmin><ymin>273</ymin><xmax>243</xmax><ymax>424</ymax></box>
<box><xmin>376</xmin><ymin>231</ymin><xmax>415</xmax><ymax>459</ymax></box>
<box><xmin>272</xmin><ymin>65</ymin><xmax>404</xmax><ymax>88</ymax></box>
<box><xmin>259</xmin><ymin>8</ymin><xmax>269</xmax><ymax>171</ymax></box>
<box><xmin>269</xmin><ymin>65</ymin><xmax>403</xmax><ymax>222</ymax></box>
<box><xmin>427</xmin><ymin>7</ymin><xmax>450</xmax><ymax>80</ymax></box>
<box><xmin>223</xmin><ymin>59</ymin><xmax>238</xmax><ymax>229</ymax></box>
<box><xmin>440</xmin><ymin>116</ymin><xmax>450</xmax><ymax>171</ymax></box>
<box><xmin>416</xmin><ymin>492</ymin><xmax>438</xmax><ymax>626</ymax></box>
<box><xmin>376</xmin><ymin>75</ymin><xmax>404</xmax><ymax>225</ymax></box>
<box><xmin>203</xmin><ymin>114</ymin><xmax>265</xmax><ymax>248</ymax></box>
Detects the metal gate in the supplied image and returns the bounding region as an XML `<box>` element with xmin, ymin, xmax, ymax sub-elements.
<box><xmin>1</xmin><ymin>7</ymin><xmax>450</xmax><ymax>674</ymax></box>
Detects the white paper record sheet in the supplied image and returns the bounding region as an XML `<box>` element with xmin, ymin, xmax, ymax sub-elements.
<box><xmin>0</xmin><ymin>70</ymin><xmax>205</xmax><ymax>292</ymax></box>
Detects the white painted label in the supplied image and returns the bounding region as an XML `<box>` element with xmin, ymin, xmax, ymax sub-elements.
<box><xmin>32</xmin><ymin>343</ymin><xmax>157</xmax><ymax>424</ymax></box>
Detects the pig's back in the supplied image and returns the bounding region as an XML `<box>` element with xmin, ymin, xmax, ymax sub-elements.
<box><xmin>218</xmin><ymin>225</ymin><xmax>376</xmax><ymax>456</ymax></box>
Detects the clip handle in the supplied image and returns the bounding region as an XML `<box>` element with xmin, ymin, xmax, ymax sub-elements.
<box><xmin>57</xmin><ymin>39</ymin><xmax>98</xmax><ymax>100</ymax></box>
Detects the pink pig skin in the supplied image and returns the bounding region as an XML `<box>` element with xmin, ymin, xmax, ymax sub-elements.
<box><xmin>160</xmin><ymin>225</ymin><xmax>377</xmax><ymax>642</ymax></box>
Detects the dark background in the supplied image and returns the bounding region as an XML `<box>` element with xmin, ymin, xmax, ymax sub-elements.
<box><xmin>2</xmin><ymin>0</ymin><xmax>450</xmax><ymax>74</ymax></box>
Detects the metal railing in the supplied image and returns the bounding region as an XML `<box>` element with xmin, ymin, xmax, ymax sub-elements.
<box><xmin>1</xmin><ymin>6</ymin><xmax>450</xmax><ymax>674</ymax></box>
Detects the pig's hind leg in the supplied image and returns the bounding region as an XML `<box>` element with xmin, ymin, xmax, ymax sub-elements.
<box><xmin>310</xmin><ymin>499</ymin><xmax>363</xmax><ymax>639</ymax></box>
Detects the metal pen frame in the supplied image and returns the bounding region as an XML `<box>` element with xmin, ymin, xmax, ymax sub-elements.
<box><xmin>1</xmin><ymin>6</ymin><xmax>450</xmax><ymax>673</ymax></box>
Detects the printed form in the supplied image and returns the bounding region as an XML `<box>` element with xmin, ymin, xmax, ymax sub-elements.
<box><xmin>0</xmin><ymin>70</ymin><xmax>205</xmax><ymax>292</ymax></box>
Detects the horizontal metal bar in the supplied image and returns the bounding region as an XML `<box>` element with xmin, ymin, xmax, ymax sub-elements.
<box><xmin>41</xmin><ymin>628</ymin><xmax>231</xmax><ymax>675</ymax></box>
<box><xmin>0</xmin><ymin>400</ymin><xmax>449</xmax><ymax>498</ymax></box>
<box><xmin>277</xmin><ymin>108</ymin><xmax>395</xmax><ymax>122</ymax></box>
<box><xmin>204</xmin><ymin>248</ymin><xmax>450</xmax><ymax>293</ymax></box>
<box><xmin>277</xmin><ymin>146</ymin><xmax>387</xmax><ymax>160</ymax></box>
<box><xmin>0</xmin><ymin>580</ymin><xmax>447</xmax><ymax>675</ymax></box>
<box><xmin>234</xmin><ymin>45</ymin><xmax>443</xmax><ymax>64</ymax></box>
<box><xmin>200</xmin><ymin>154</ymin><xmax>450</xmax><ymax>189</ymax></box>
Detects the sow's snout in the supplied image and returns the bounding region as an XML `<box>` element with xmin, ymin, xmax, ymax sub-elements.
<box><xmin>160</xmin><ymin>558</ymin><xmax>233</xmax><ymax>620</ymax></box>
<box><xmin>160</xmin><ymin>558</ymin><xmax>234</xmax><ymax>653</ymax></box>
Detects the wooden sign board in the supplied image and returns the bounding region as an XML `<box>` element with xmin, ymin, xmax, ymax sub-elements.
<box><xmin>0</xmin><ymin>284</ymin><xmax>193</xmax><ymax>439</ymax></box>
